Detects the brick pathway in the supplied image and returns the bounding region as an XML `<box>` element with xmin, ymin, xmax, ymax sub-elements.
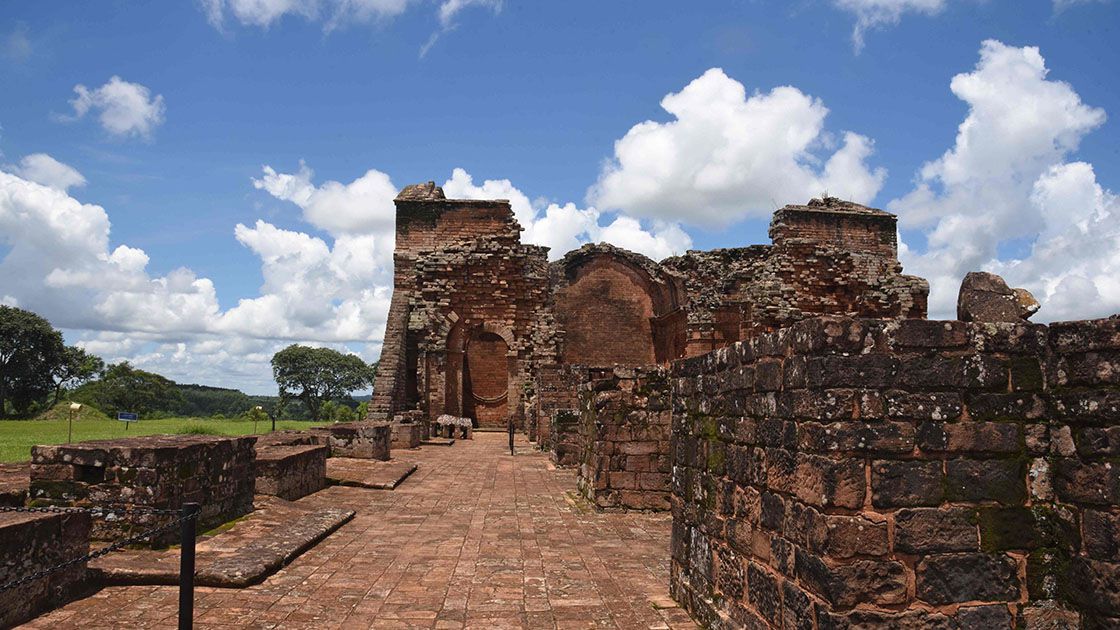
<box><xmin>22</xmin><ymin>433</ymin><xmax>696</xmax><ymax>629</ymax></box>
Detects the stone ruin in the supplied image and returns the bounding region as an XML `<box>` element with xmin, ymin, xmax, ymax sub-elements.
<box><xmin>364</xmin><ymin>181</ymin><xmax>1120</xmax><ymax>627</ymax></box>
<box><xmin>5</xmin><ymin>179</ymin><xmax>1120</xmax><ymax>628</ymax></box>
<box><xmin>368</xmin><ymin>189</ymin><xmax>927</xmax><ymax>436</ymax></box>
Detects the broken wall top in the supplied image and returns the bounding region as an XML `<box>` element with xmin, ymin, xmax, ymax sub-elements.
<box><xmin>393</xmin><ymin>182</ymin><xmax>523</xmax><ymax>252</ymax></box>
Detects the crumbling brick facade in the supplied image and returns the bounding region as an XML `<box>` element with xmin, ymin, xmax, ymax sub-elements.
<box><xmin>669</xmin><ymin>315</ymin><xmax>1120</xmax><ymax>628</ymax></box>
<box><xmin>370</xmin><ymin>187</ymin><xmax>927</xmax><ymax>438</ymax></box>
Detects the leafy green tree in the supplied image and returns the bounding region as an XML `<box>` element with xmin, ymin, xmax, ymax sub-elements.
<box><xmin>0</xmin><ymin>306</ymin><xmax>66</xmax><ymax>417</ymax></box>
<box><xmin>271</xmin><ymin>345</ymin><xmax>373</xmax><ymax>423</ymax></box>
<box><xmin>73</xmin><ymin>362</ymin><xmax>183</xmax><ymax>418</ymax></box>
<box><xmin>51</xmin><ymin>346</ymin><xmax>105</xmax><ymax>405</ymax></box>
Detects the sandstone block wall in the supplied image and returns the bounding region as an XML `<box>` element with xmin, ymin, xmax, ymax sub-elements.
<box><xmin>311</xmin><ymin>422</ymin><xmax>391</xmax><ymax>460</ymax></box>
<box><xmin>391</xmin><ymin>420</ymin><xmax>422</xmax><ymax>449</ymax></box>
<box><xmin>0</xmin><ymin>511</ymin><xmax>91</xmax><ymax>628</ymax></box>
<box><xmin>549</xmin><ymin>409</ymin><xmax>582</xmax><ymax>468</ymax></box>
<box><xmin>254</xmin><ymin>444</ymin><xmax>328</xmax><ymax>500</ymax></box>
<box><xmin>29</xmin><ymin>435</ymin><xmax>256</xmax><ymax>547</ymax></box>
<box><xmin>532</xmin><ymin>364</ymin><xmax>585</xmax><ymax>451</ymax></box>
<box><xmin>669</xmin><ymin>315</ymin><xmax>1120</xmax><ymax>628</ymax></box>
<box><xmin>576</xmin><ymin>366</ymin><xmax>673</xmax><ymax>511</ymax></box>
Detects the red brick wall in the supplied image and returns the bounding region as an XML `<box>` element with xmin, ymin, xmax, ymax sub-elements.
<box><xmin>670</xmin><ymin>315</ymin><xmax>1120</xmax><ymax>628</ymax></box>
<box><xmin>464</xmin><ymin>332</ymin><xmax>509</xmax><ymax>428</ymax></box>
<box><xmin>555</xmin><ymin>259</ymin><xmax>657</xmax><ymax>366</ymax></box>
<box><xmin>768</xmin><ymin>207</ymin><xmax>897</xmax><ymax>258</ymax></box>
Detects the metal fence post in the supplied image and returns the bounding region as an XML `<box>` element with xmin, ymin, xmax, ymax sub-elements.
<box><xmin>179</xmin><ymin>503</ymin><xmax>200</xmax><ymax>630</ymax></box>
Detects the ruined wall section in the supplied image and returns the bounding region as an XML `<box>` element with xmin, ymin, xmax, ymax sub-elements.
<box><xmin>370</xmin><ymin>181</ymin><xmax>535</xmax><ymax>418</ymax></box>
<box><xmin>577</xmin><ymin>366</ymin><xmax>673</xmax><ymax>510</ymax></box>
<box><xmin>661</xmin><ymin>198</ymin><xmax>927</xmax><ymax>358</ymax></box>
<box><xmin>550</xmin><ymin>243</ymin><xmax>687</xmax><ymax>366</ymax></box>
<box><xmin>408</xmin><ymin>233</ymin><xmax>551</xmax><ymax>426</ymax></box>
<box><xmin>670</xmin><ymin>315</ymin><xmax>1120</xmax><ymax>629</ymax></box>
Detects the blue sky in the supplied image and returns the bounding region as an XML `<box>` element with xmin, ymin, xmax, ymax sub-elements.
<box><xmin>1</xmin><ymin>0</ymin><xmax>1118</xmax><ymax>392</ymax></box>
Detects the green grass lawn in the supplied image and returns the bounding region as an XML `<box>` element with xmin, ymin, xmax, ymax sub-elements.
<box><xmin>0</xmin><ymin>416</ymin><xmax>327</xmax><ymax>463</ymax></box>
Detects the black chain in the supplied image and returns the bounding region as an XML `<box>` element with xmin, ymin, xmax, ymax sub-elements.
<box><xmin>0</xmin><ymin>510</ymin><xmax>198</xmax><ymax>594</ymax></box>
<box><xmin>0</xmin><ymin>505</ymin><xmax>181</xmax><ymax>516</ymax></box>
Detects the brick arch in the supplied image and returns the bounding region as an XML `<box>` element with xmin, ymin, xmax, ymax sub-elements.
<box><xmin>479</xmin><ymin>321</ymin><xmax>516</xmax><ymax>351</ymax></box>
<box><xmin>552</xmin><ymin>245</ymin><xmax>685</xmax><ymax>366</ymax></box>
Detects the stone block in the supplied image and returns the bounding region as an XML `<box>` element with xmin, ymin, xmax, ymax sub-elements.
<box><xmin>870</xmin><ymin>460</ymin><xmax>943</xmax><ymax>508</ymax></box>
<box><xmin>916</xmin><ymin>553</ymin><xmax>1020</xmax><ymax>605</ymax></box>
<box><xmin>945</xmin><ymin>458</ymin><xmax>1027</xmax><ymax>506</ymax></box>
<box><xmin>310</xmin><ymin>422</ymin><xmax>391</xmax><ymax>460</ymax></box>
<box><xmin>795</xmin><ymin>549</ymin><xmax>908</xmax><ymax>609</ymax></box>
<box><xmin>254</xmin><ymin>444</ymin><xmax>328</xmax><ymax>500</ymax></box>
<box><xmin>894</xmin><ymin>507</ymin><xmax>978</xmax><ymax>554</ymax></box>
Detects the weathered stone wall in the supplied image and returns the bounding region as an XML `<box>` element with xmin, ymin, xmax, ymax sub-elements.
<box><xmin>662</xmin><ymin>199</ymin><xmax>927</xmax><ymax>359</ymax></box>
<box><xmin>0</xmin><ymin>511</ymin><xmax>91</xmax><ymax>628</ymax></box>
<box><xmin>254</xmin><ymin>443</ymin><xmax>328</xmax><ymax>501</ymax></box>
<box><xmin>576</xmin><ymin>366</ymin><xmax>673</xmax><ymax>511</ymax></box>
<box><xmin>532</xmin><ymin>364</ymin><xmax>584</xmax><ymax>451</ymax></box>
<box><xmin>391</xmin><ymin>419</ymin><xmax>422</xmax><ymax>449</ymax></box>
<box><xmin>29</xmin><ymin>435</ymin><xmax>255</xmax><ymax>546</ymax></box>
<box><xmin>375</xmin><ymin>186</ymin><xmax>927</xmax><ymax>433</ymax></box>
<box><xmin>549</xmin><ymin>409</ymin><xmax>582</xmax><ymax>468</ymax></box>
<box><xmin>310</xmin><ymin>422</ymin><xmax>391</xmax><ymax>460</ymax></box>
<box><xmin>669</xmin><ymin>315</ymin><xmax>1120</xmax><ymax>628</ymax></box>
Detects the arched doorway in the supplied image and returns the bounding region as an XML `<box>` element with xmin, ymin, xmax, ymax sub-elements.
<box><xmin>462</xmin><ymin>329</ymin><xmax>509</xmax><ymax>428</ymax></box>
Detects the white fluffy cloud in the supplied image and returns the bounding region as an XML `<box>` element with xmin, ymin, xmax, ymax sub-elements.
<box><xmin>0</xmin><ymin>156</ymin><xmax>393</xmax><ymax>391</ymax></box>
<box><xmin>252</xmin><ymin>161</ymin><xmax>397</xmax><ymax>235</ymax></box>
<box><xmin>443</xmin><ymin>168</ymin><xmax>692</xmax><ymax>261</ymax></box>
<box><xmin>833</xmin><ymin>0</ymin><xmax>947</xmax><ymax>51</ymax></box>
<box><xmin>66</xmin><ymin>76</ymin><xmax>166</xmax><ymax>139</ymax></box>
<box><xmin>588</xmin><ymin>68</ymin><xmax>885</xmax><ymax>228</ymax></box>
<box><xmin>0</xmin><ymin>166</ymin><xmax>219</xmax><ymax>334</ymax></box>
<box><xmin>892</xmin><ymin>40</ymin><xmax>1112</xmax><ymax>320</ymax></box>
<box><xmin>8</xmin><ymin>154</ymin><xmax>86</xmax><ymax>191</ymax></box>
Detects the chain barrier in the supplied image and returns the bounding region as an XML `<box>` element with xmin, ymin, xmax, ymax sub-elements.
<box><xmin>0</xmin><ymin>511</ymin><xmax>195</xmax><ymax>594</ymax></box>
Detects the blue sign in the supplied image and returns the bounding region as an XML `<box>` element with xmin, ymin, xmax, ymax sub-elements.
<box><xmin>117</xmin><ymin>412</ymin><xmax>139</xmax><ymax>422</ymax></box>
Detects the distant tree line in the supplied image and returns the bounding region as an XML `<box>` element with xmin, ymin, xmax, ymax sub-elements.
<box><xmin>1</xmin><ymin>305</ymin><xmax>377</xmax><ymax>421</ymax></box>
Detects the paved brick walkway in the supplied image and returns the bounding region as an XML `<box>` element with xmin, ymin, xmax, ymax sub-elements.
<box><xmin>23</xmin><ymin>433</ymin><xmax>696</xmax><ymax>629</ymax></box>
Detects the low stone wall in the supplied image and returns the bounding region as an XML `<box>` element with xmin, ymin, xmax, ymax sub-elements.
<box><xmin>549</xmin><ymin>409</ymin><xmax>582</xmax><ymax>467</ymax></box>
<box><xmin>576</xmin><ymin>366</ymin><xmax>672</xmax><ymax>510</ymax></box>
<box><xmin>0</xmin><ymin>511</ymin><xmax>91</xmax><ymax>627</ymax></box>
<box><xmin>310</xmin><ymin>422</ymin><xmax>391</xmax><ymax>460</ymax></box>
<box><xmin>30</xmin><ymin>434</ymin><xmax>256</xmax><ymax>546</ymax></box>
<box><xmin>670</xmin><ymin>315</ymin><xmax>1120</xmax><ymax>628</ymax></box>
<box><xmin>255</xmin><ymin>444</ymin><xmax>328</xmax><ymax>500</ymax></box>
<box><xmin>533</xmin><ymin>365</ymin><xmax>617</xmax><ymax>452</ymax></box>
<box><xmin>0</xmin><ymin>462</ymin><xmax>28</xmax><ymax>507</ymax></box>
<box><xmin>391</xmin><ymin>421</ymin><xmax>422</xmax><ymax>449</ymax></box>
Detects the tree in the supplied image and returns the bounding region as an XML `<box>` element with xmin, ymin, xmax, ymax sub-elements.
<box><xmin>51</xmin><ymin>346</ymin><xmax>105</xmax><ymax>405</ymax></box>
<box><xmin>72</xmin><ymin>362</ymin><xmax>183</xmax><ymax>417</ymax></box>
<box><xmin>271</xmin><ymin>345</ymin><xmax>373</xmax><ymax>423</ymax></box>
<box><xmin>0</xmin><ymin>306</ymin><xmax>65</xmax><ymax>417</ymax></box>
